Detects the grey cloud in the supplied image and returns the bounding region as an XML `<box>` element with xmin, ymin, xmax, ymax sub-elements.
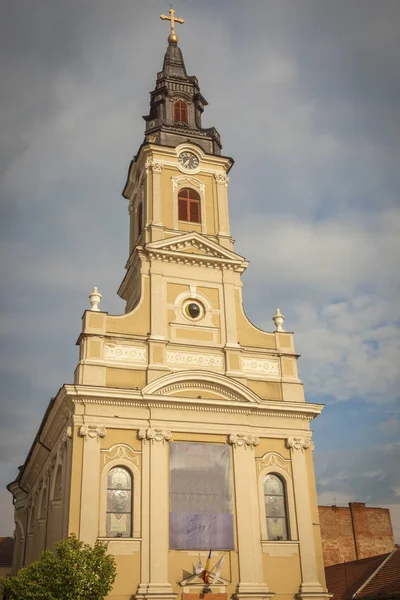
<box><xmin>1</xmin><ymin>0</ymin><xmax>399</xmax><ymax>535</ymax></box>
<box><xmin>315</xmin><ymin>442</ymin><xmax>400</xmax><ymax>506</ymax></box>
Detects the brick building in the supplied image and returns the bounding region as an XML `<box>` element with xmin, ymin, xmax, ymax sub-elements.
<box><xmin>319</xmin><ymin>503</ymin><xmax>395</xmax><ymax>567</ymax></box>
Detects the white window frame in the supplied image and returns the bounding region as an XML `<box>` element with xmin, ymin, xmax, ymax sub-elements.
<box><xmin>99</xmin><ymin>457</ymin><xmax>141</xmax><ymax>539</ymax></box>
<box><xmin>172</xmin><ymin>176</ymin><xmax>206</xmax><ymax>233</ymax></box>
<box><xmin>257</xmin><ymin>457</ymin><xmax>298</xmax><ymax>542</ymax></box>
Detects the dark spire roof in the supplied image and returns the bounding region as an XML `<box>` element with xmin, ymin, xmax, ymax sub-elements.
<box><xmin>161</xmin><ymin>42</ymin><xmax>188</xmax><ymax>79</ymax></box>
<box><xmin>142</xmin><ymin>40</ymin><xmax>222</xmax><ymax>155</ymax></box>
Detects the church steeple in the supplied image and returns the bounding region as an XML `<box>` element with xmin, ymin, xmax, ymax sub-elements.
<box><xmin>143</xmin><ymin>9</ymin><xmax>222</xmax><ymax>155</ymax></box>
<box><xmin>120</xmin><ymin>9</ymin><xmax>233</xmax><ymax>311</ymax></box>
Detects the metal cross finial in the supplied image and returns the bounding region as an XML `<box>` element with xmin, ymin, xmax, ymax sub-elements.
<box><xmin>160</xmin><ymin>7</ymin><xmax>184</xmax><ymax>44</ymax></box>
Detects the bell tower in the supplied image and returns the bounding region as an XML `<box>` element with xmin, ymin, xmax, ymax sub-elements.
<box><xmin>119</xmin><ymin>10</ymin><xmax>237</xmax><ymax>313</ymax></box>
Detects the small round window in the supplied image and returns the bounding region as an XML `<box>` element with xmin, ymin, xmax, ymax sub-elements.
<box><xmin>183</xmin><ymin>300</ymin><xmax>204</xmax><ymax>321</ymax></box>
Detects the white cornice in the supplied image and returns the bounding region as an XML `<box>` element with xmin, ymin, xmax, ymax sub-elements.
<box><xmin>64</xmin><ymin>383</ymin><xmax>323</xmax><ymax>420</ymax></box>
<box><xmin>72</xmin><ymin>414</ymin><xmax>314</xmax><ymax>439</ymax></box>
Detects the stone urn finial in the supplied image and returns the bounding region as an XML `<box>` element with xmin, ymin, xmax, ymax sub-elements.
<box><xmin>89</xmin><ymin>287</ymin><xmax>102</xmax><ymax>311</ymax></box>
<box><xmin>273</xmin><ymin>308</ymin><xmax>285</xmax><ymax>332</ymax></box>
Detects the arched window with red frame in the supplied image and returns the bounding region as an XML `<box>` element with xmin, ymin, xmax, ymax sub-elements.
<box><xmin>174</xmin><ymin>101</ymin><xmax>188</xmax><ymax>123</ymax></box>
<box><xmin>178</xmin><ymin>188</ymin><xmax>201</xmax><ymax>223</ymax></box>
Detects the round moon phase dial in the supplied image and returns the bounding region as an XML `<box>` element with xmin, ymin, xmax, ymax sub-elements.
<box><xmin>185</xmin><ymin>302</ymin><xmax>202</xmax><ymax>319</ymax></box>
<box><xmin>178</xmin><ymin>151</ymin><xmax>199</xmax><ymax>170</ymax></box>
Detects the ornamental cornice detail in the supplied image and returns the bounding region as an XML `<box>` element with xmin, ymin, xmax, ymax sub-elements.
<box><xmin>104</xmin><ymin>343</ymin><xmax>147</xmax><ymax>364</ymax></box>
<box><xmin>286</xmin><ymin>437</ymin><xmax>314</xmax><ymax>452</ymax></box>
<box><xmin>156</xmin><ymin>381</ymin><xmax>243</xmax><ymax>402</ymax></box>
<box><xmin>128</xmin><ymin>189</ymin><xmax>143</xmax><ymax>215</ymax></box>
<box><xmin>256</xmin><ymin>452</ymin><xmax>291</xmax><ymax>473</ymax></box>
<box><xmin>172</xmin><ymin>176</ymin><xmax>205</xmax><ymax>194</ymax></box>
<box><xmin>157</xmin><ymin>238</ymin><xmax>225</xmax><ymax>258</ymax></box>
<box><xmin>166</xmin><ymin>350</ymin><xmax>224</xmax><ymax>370</ymax></box>
<box><xmin>228</xmin><ymin>433</ymin><xmax>260</xmax><ymax>450</ymax></box>
<box><xmin>73</xmin><ymin>398</ymin><xmax>315</xmax><ymax>420</ymax></box>
<box><xmin>213</xmin><ymin>173</ymin><xmax>229</xmax><ymax>185</ymax></box>
<box><xmin>78</xmin><ymin>425</ymin><xmax>107</xmax><ymax>442</ymax></box>
<box><xmin>59</xmin><ymin>426</ymin><xmax>72</xmax><ymax>449</ymax></box>
<box><xmin>138</xmin><ymin>428</ymin><xmax>172</xmax><ymax>444</ymax></box>
<box><xmin>167</xmin><ymin>94</ymin><xmax>190</xmax><ymax>103</ymax></box>
<box><xmin>141</xmin><ymin>249</ymin><xmax>246</xmax><ymax>272</ymax></box>
<box><xmin>164</xmin><ymin>124</ymin><xmax>207</xmax><ymax>137</ymax></box>
<box><xmin>241</xmin><ymin>357</ymin><xmax>280</xmax><ymax>376</ymax></box>
<box><xmin>102</xmin><ymin>444</ymin><xmax>140</xmax><ymax>465</ymax></box>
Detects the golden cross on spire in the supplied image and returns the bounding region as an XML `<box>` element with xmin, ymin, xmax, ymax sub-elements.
<box><xmin>160</xmin><ymin>7</ymin><xmax>184</xmax><ymax>45</ymax></box>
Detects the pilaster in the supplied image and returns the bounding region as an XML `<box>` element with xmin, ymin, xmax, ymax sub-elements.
<box><xmin>78</xmin><ymin>425</ymin><xmax>106</xmax><ymax>544</ymax></box>
<box><xmin>228</xmin><ymin>434</ymin><xmax>274</xmax><ymax>600</ymax></box>
<box><xmin>286</xmin><ymin>437</ymin><xmax>330</xmax><ymax>600</ymax></box>
<box><xmin>135</xmin><ymin>428</ymin><xmax>176</xmax><ymax>600</ymax></box>
<box><xmin>214</xmin><ymin>172</ymin><xmax>230</xmax><ymax>237</ymax></box>
<box><xmin>223</xmin><ymin>270</ymin><xmax>239</xmax><ymax>348</ymax></box>
<box><xmin>148</xmin><ymin>160</ymin><xmax>164</xmax><ymax>229</ymax></box>
<box><xmin>150</xmin><ymin>265</ymin><xmax>167</xmax><ymax>341</ymax></box>
<box><xmin>58</xmin><ymin>425</ymin><xmax>73</xmax><ymax>539</ymax></box>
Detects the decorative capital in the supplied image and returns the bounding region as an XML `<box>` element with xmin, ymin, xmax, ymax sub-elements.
<box><xmin>138</xmin><ymin>428</ymin><xmax>172</xmax><ymax>444</ymax></box>
<box><xmin>146</xmin><ymin>160</ymin><xmax>163</xmax><ymax>174</ymax></box>
<box><xmin>273</xmin><ymin>308</ymin><xmax>285</xmax><ymax>332</ymax></box>
<box><xmin>89</xmin><ymin>287</ymin><xmax>102</xmax><ymax>312</ymax></box>
<box><xmin>228</xmin><ymin>433</ymin><xmax>260</xmax><ymax>450</ymax></box>
<box><xmin>79</xmin><ymin>425</ymin><xmax>106</xmax><ymax>442</ymax></box>
<box><xmin>214</xmin><ymin>172</ymin><xmax>229</xmax><ymax>185</ymax></box>
<box><xmin>286</xmin><ymin>437</ymin><xmax>314</xmax><ymax>452</ymax></box>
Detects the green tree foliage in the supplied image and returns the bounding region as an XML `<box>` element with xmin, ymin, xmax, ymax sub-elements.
<box><xmin>0</xmin><ymin>535</ymin><xmax>116</xmax><ymax>600</ymax></box>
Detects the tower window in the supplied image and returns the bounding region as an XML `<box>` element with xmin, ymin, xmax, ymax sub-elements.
<box><xmin>137</xmin><ymin>203</ymin><xmax>143</xmax><ymax>237</ymax></box>
<box><xmin>264</xmin><ymin>473</ymin><xmax>289</xmax><ymax>540</ymax></box>
<box><xmin>106</xmin><ymin>467</ymin><xmax>133</xmax><ymax>538</ymax></box>
<box><xmin>174</xmin><ymin>101</ymin><xmax>188</xmax><ymax>123</ymax></box>
<box><xmin>178</xmin><ymin>188</ymin><xmax>201</xmax><ymax>223</ymax></box>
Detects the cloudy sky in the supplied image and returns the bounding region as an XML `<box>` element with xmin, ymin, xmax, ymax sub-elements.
<box><xmin>1</xmin><ymin>0</ymin><xmax>399</xmax><ymax>543</ymax></box>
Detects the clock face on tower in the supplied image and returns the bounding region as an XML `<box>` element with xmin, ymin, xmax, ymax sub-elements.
<box><xmin>178</xmin><ymin>151</ymin><xmax>199</xmax><ymax>170</ymax></box>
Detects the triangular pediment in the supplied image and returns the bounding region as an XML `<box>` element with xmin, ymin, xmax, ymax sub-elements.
<box><xmin>145</xmin><ymin>232</ymin><xmax>247</xmax><ymax>264</ymax></box>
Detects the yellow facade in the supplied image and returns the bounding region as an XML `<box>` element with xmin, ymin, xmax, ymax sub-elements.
<box><xmin>7</xmin><ymin>25</ymin><xmax>331</xmax><ymax>600</ymax></box>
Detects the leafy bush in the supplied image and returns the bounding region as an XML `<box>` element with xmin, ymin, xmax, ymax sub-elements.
<box><xmin>0</xmin><ymin>535</ymin><xmax>116</xmax><ymax>600</ymax></box>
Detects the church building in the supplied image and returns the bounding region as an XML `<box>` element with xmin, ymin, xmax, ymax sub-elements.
<box><xmin>8</xmin><ymin>10</ymin><xmax>331</xmax><ymax>600</ymax></box>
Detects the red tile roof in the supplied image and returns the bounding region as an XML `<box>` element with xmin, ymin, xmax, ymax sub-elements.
<box><xmin>0</xmin><ymin>537</ymin><xmax>13</xmax><ymax>566</ymax></box>
<box><xmin>325</xmin><ymin>547</ymin><xmax>400</xmax><ymax>600</ymax></box>
<box><xmin>357</xmin><ymin>547</ymin><xmax>400</xmax><ymax>599</ymax></box>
